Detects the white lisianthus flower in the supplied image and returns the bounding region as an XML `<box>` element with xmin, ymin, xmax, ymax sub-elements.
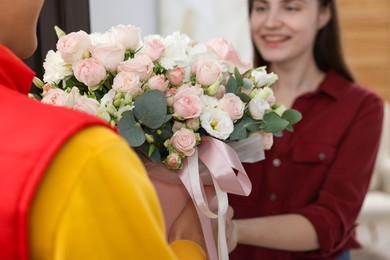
<box><xmin>100</xmin><ymin>89</ymin><xmax>116</xmax><ymax>107</ymax></box>
<box><xmin>159</xmin><ymin>32</ymin><xmax>192</xmax><ymax>69</ymax></box>
<box><xmin>251</xmin><ymin>67</ymin><xmax>278</xmax><ymax>88</ymax></box>
<box><xmin>201</xmin><ymin>108</ymin><xmax>234</xmax><ymax>140</ymax></box>
<box><xmin>248</xmin><ymin>94</ymin><xmax>270</xmax><ymax>120</ymax></box>
<box><xmin>116</xmin><ymin>104</ymin><xmax>134</xmax><ymax>121</ymax></box>
<box><xmin>43</xmin><ymin>50</ymin><xmax>72</xmax><ymax>84</ymax></box>
<box><xmin>187</xmin><ymin>43</ymin><xmax>208</xmax><ymax>61</ymax></box>
<box><xmin>201</xmin><ymin>95</ymin><xmax>218</xmax><ymax>109</ymax></box>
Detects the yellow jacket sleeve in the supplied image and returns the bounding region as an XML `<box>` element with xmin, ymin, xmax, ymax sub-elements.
<box><xmin>28</xmin><ymin>126</ymin><xmax>205</xmax><ymax>260</ymax></box>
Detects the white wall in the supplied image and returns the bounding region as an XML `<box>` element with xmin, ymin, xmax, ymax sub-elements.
<box><xmin>89</xmin><ymin>0</ymin><xmax>158</xmax><ymax>35</ymax></box>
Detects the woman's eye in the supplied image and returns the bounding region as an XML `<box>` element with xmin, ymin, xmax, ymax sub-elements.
<box><xmin>253</xmin><ymin>4</ymin><xmax>268</xmax><ymax>12</ymax></box>
<box><xmin>285</xmin><ymin>5</ymin><xmax>301</xmax><ymax>11</ymax></box>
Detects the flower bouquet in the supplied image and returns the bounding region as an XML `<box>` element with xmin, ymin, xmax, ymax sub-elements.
<box><xmin>34</xmin><ymin>24</ymin><xmax>301</xmax><ymax>260</ymax></box>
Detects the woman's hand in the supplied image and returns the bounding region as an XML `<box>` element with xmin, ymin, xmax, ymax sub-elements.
<box><xmin>168</xmin><ymin>200</ymin><xmax>206</xmax><ymax>251</ymax></box>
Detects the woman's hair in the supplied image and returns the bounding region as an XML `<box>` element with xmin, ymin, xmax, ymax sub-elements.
<box><xmin>248</xmin><ymin>0</ymin><xmax>354</xmax><ymax>82</ymax></box>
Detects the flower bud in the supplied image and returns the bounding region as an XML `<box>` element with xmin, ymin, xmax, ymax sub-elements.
<box><xmin>206</xmin><ymin>80</ymin><xmax>220</xmax><ymax>96</ymax></box>
<box><xmin>32</xmin><ymin>77</ymin><xmax>45</xmax><ymax>89</ymax></box>
<box><xmin>273</xmin><ymin>104</ymin><xmax>287</xmax><ymax>117</ymax></box>
<box><xmin>145</xmin><ymin>133</ymin><xmax>155</xmax><ymax>143</ymax></box>
<box><xmin>54</xmin><ymin>25</ymin><xmax>66</xmax><ymax>38</ymax></box>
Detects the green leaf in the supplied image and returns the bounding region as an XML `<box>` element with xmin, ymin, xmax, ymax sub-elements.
<box><xmin>230</xmin><ymin>116</ymin><xmax>255</xmax><ymax>140</ymax></box>
<box><xmin>261</xmin><ymin>112</ymin><xmax>290</xmax><ymax>134</ymax></box>
<box><xmin>225</xmin><ymin>76</ymin><xmax>238</xmax><ymax>94</ymax></box>
<box><xmin>133</xmin><ymin>90</ymin><xmax>167</xmax><ymax>129</ymax></box>
<box><xmin>282</xmin><ymin>109</ymin><xmax>302</xmax><ymax>126</ymax></box>
<box><xmin>237</xmin><ymin>93</ymin><xmax>251</xmax><ymax>103</ymax></box>
<box><xmin>234</xmin><ymin>67</ymin><xmax>244</xmax><ymax>87</ymax></box>
<box><xmin>64</xmin><ymin>76</ymin><xmax>88</xmax><ymax>94</ymax></box>
<box><xmin>118</xmin><ymin>111</ymin><xmax>145</xmax><ymax>147</ymax></box>
<box><xmin>139</xmin><ymin>142</ymin><xmax>162</xmax><ymax>163</ymax></box>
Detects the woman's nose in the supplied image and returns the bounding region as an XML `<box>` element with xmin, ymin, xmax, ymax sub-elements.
<box><xmin>264</xmin><ymin>10</ymin><xmax>282</xmax><ymax>29</ymax></box>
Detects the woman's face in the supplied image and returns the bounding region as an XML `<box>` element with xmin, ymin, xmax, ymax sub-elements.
<box><xmin>0</xmin><ymin>0</ymin><xmax>44</xmax><ymax>59</ymax></box>
<box><xmin>250</xmin><ymin>0</ymin><xmax>330</xmax><ymax>66</ymax></box>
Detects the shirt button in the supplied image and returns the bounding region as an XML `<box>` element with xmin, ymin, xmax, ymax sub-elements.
<box><xmin>318</xmin><ymin>152</ymin><xmax>326</xmax><ymax>161</ymax></box>
<box><xmin>270</xmin><ymin>193</ymin><xmax>277</xmax><ymax>201</ymax></box>
<box><xmin>272</xmin><ymin>158</ymin><xmax>281</xmax><ymax>167</ymax></box>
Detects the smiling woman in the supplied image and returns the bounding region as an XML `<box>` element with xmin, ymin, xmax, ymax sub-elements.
<box><xmin>227</xmin><ymin>0</ymin><xmax>384</xmax><ymax>259</ymax></box>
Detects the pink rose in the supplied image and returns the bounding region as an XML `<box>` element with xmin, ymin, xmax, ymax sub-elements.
<box><xmin>57</xmin><ymin>31</ymin><xmax>91</xmax><ymax>64</ymax></box>
<box><xmin>148</xmin><ymin>75</ymin><xmax>169</xmax><ymax>92</ymax></box>
<box><xmin>89</xmin><ymin>43</ymin><xmax>125</xmax><ymax>72</ymax></box>
<box><xmin>193</xmin><ymin>56</ymin><xmax>222</xmax><ymax>86</ymax></box>
<box><xmin>74</xmin><ymin>96</ymin><xmax>100</xmax><ymax>115</ymax></box>
<box><xmin>73</xmin><ymin>58</ymin><xmax>106</xmax><ymax>88</ymax></box>
<box><xmin>170</xmin><ymin>128</ymin><xmax>197</xmax><ymax>156</ymax></box>
<box><xmin>112</xmin><ymin>71</ymin><xmax>142</xmax><ymax>97</ymax></box>
<box><xmin>109</xmin><ymin>24</ymin><xmax>141</xmax><ymax>51</ymax></box>
<box><xmin>217</xmin><ymin>93</ymin><xmax>245</xmax><ymax>122</ymax></box>
<box><xmin>173</xmin><ymin>88</ymin><xmax>203</xmax><ymax>119</ymax></box>
<box><xmin>206</xmin><ymin>38</ymin><xmax>252</xmax><ymax>73</ymax></box>
<box><xmin>186</xmin><ymin>118</ymin><xmax>200</xmax><ymax>131</ymax></box>
<box><xmin>118</xmin><ymin>54</ymin><xmax>154</xmax><ymax>82</ymax></box>
<box><xmin>167</xmin><ymin>67</ymin><xmax>184</xmax><ymax>86</ymax></box>
<box><xmin>165</xmin><ymin>153</ymin><xmax>182</xmax><ymax>170</ymax></box>
<box><xmin>143</xmin><ymin>38</ymin><xmax>165</xmax><ymax>61</ymax></box>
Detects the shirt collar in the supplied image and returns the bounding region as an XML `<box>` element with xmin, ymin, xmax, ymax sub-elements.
<box><xmin>0</xmin><ymin>45</ymin><xmax>35</xmax><ymax>95</ymax></box>
<box><xmin>316</xmin><ymin>70</ymin><xmax>351</xmax><ymax>100</ymax></box>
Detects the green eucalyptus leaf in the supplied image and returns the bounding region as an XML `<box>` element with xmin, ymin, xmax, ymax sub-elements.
<box><xmin>139</xmin><ymin>142</ymin><xmax>162</xmax><ymax>163</ymax></box>
<box><xmin>234</xmin><ymin>67</ymin><xmax>244</xmax><ymax>87</ymax></box>
<box><xmin>118</xmin><ymin>110</ymin><xmax>145</xmax><ymax>147</ymax></box>
<box><xmin>230</xmin><ymin>116</ymin><xmax>255</xmax><ymax>140</ymax></box>
<box><xmin>261</xmin><ymin>112</ymin><xmax>289</xmax><ymax>134</ymax></box>
<box><xmin>225</xmin><ymin>76</ymin><xmax>238</xmax><ymax>94</ymax></box>
<box><xmin>133</xmin><ymin>90</ymin><xmax>167</xmax><ymax>129</ymax></box>
<box><xmin>282</xmin><ymin>109</ymin><xmax>302</xmax><ymax>126</ymax></box>
<box><xmin>158</xmin><ymin>122</ymin><xmax>174</xmax><ymax>140</ymax></box>
<box><xmin>237</xmin><ymin>92</ymin><xmax>251</xmax><ymax>103</ymax></box>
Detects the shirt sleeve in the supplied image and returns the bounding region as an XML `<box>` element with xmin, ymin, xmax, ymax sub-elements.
<box><xmin>291</xmin><ymin>92</ymin><xmax>384</xmax><ymax>257</ymax></box>
<box><xmin>29</xmin><ymin>126</ymin><xmax>205</xmax><ymax>260</ymax></box>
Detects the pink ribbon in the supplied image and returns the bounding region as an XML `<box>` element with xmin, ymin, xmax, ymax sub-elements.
<box><xmin>177</xmin><ymin>137</ymin><xmax>252</xmax><ymax>260</ymax></box>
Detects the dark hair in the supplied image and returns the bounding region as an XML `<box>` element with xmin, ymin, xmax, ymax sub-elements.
<box><xmin>248</xmin><ymin>0</ymin><xmax>354</xmax><ymax>82</ymax></box>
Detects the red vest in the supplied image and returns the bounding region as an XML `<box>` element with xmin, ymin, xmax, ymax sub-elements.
<box><xmin>0</xmin><ymin>45</ymin><xmax>110</xmax><ymax>259</ymax></box>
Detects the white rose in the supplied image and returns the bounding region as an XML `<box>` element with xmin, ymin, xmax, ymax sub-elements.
<box><xmin>41</xmin><ymin>88</ymin><xmax>76</xmax><ymax>108</ymax></box>
<box><xmin>248</xmin><ymin>95</ymin><xmax>270</xmax><ymax>120</ymax></box>
<box><xmin>112</xmin><ymin>71</ymin><xmax>142</xmax><ymax>97</ymax></box>
<box><xmin>200</xmin><ymin>108</ymin><xmax>234</xmax><ymax>140</ymax></box>
<box><xmin>43</xmin><ymin>50</ymin><xmax>73</xmax><ymax>84</ymax></box>
<box><xmin>217</xmin><ymin>93</ymin><xmax>245</xmax><ymax>122</ymax></box>
<box><xmin>56</xmin><ymin>30</ymin><xmax>91</xmax><ymax>64</ymax></box>
<box><xmin>109</xmin><ymin>24</ymin><xmax>142</xmax><ymax>51</ymax></box>
<box><xmin>74</xmin><ymin>95</ymin><xmax>100</xmax><ymax>115</ymax></box>
<box><xmin>90</xmin><ymin>43</ymin><xmax>125</xmax><ymax>73</ymax></box>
